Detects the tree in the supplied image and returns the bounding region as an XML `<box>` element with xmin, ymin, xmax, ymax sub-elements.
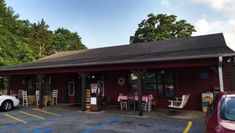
<box><xmin>0</xmin><ymin>0</ymin><xmax>34</xmax><ymax>66</ymax></box>
<box><xmin>52</xmin><ymin>28</ymin><xmax>86</xmax><ymax>52</ymax></box>
<box><xmin>130</xmin><ymin>13</ymin><xmax>196</xmax><ymax>43</ymax></box>
<box><xmin>0</xmin><ymin>0</ymin><xmax>87</xmax><ymax>65</ymax></box>
<box><xmin>30</xmin><ymin>19</ymin><xmax>53</xmax><ymax>59</ymax></box>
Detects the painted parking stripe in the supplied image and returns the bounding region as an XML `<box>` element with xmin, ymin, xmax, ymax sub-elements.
<box><xmin>183</xmin><ymin>121</ymin><xmax>192</xmax><ymax>133</ymax></box>
<box><xmin>33</xmin><ymin>108</ymin><xmax>61</xmax><ymax>116</ymax></box>
<box><xmin>3</xmin><ymin>114</ymin><xmax>27</xmax><ymax>124</ymax></box>
<box><xmin>19</xmin><ymin>127</ymin><xmax>55</xmax><ymax>133</ymax></box>
<box><xmin>81</xmin><ymin>115</ymin><xmax>123</xmax><ymax>133</ymax></box>
<box><xmin>19</xmin><ymin>111</ymin><xmax>45</xmax><ymax>120</ymax></box>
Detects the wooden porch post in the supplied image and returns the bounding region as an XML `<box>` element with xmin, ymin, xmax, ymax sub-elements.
<box><xmin>132</xmin><ymin>69</ymin><xmax>146</xmax><ymax>116</ymax></box>
<box><xmin>218</xmin><ymin>56</ymin><xmax>224</xmax><ymax>92</ymax></box>
<box><xmin>78</xmin><ymin>72</ymin><xmax>89</xmax><ymax>112</ymax></box>
<box><xmin>36</xmin><ymin>74</ymin><xmax>45</xmax><ymax>109</ymax></box>
<box><xmin>5</xmin><ymin>76</ymin><xmax>11</xmax><ymax>95</ymax></box>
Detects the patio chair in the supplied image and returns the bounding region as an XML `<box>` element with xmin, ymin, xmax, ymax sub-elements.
<box><xmin>120</xmin><ymin>100</ymin><xmax>128</xmax><ymax>111</ymax></box>
<box><xmin>52</xmin><ymin>89</ymin><xmax>58</xmax><ymax>105</ymax></box>
<box><xmin>168</xmin><ymin>94</ymin><xmax>190</xmax><ymax>109</ymax></box>
<box><xmin>22</xmin><ymin>90</ymin><xmax>28</xmax><ymax>107</ymax></box>
<box><xmin>35</xmin><ymin>90</ymin><xmax>40</xmax><ymax>107</ymax></box>
<box><xmin>142</xmin><ymin>100</ymin><xmax>152</xmax><ymax>112</ymax></box>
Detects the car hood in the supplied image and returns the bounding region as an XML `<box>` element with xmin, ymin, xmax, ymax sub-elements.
<box><xmin>0</xmin><ymin>95</ymin><xmax>16</xmax><ymax>99</ymax></box>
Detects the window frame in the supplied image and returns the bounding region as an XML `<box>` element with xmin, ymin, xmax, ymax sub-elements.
<box><xmin>128</xmin><ymin>70</ymin><xmax>176</xmax><ymax>99</ymax></box>
<box><xmin>68</xmin><ymin>81</ymin><xmax>75</xmax><ymax>96</ymax></box>
<box><xmin>157</xmin><ymin>71</ymin><xmax>176</xmax><ymax>99</ymax></box>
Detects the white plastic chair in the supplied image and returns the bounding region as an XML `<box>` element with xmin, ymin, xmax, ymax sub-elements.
<box><xmin>52</xmin><ymin>90</ymin><xmax>58</xmax><ymax>105</ymax></box>
<box><xmin>120</xmin><ymin>100</ymin><xmax>128</xmax><ymax>111</ymax></box>
<box><xmin>168</xmin><ymin>94</ymin><xmax>190</xmax><ymax>109</ymax></box>
<box><xmin>142</xmin><ymin>101</ymin><xmax>152</xmax><ymax>112</ymax></box>
<box><xmin>35</xmin><ymin>90</ymin><xmax>40</xmax><ymax>107</ymax></box>
<box><xmin>22</xmin><ymin>91</ymin><xmax>28</xmax><ymax>107</ymax></box>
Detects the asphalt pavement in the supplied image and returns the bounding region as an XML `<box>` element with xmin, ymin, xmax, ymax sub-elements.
<box><xmin>0</xmin><ymin>106</ymin><xmax>204</xmax><ymax>133</ymax></box>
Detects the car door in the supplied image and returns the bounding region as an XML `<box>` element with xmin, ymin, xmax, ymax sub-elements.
<box><xmin>206</xmin><ymin>96</ymin><xmax>218</xmax><ymax>133</ymax></box>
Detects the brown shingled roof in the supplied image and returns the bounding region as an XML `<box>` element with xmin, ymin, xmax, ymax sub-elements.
<box><xmin>0</xmin><ymin>33</ymin><xmax>234</xmax><ymax>71</ymax></box>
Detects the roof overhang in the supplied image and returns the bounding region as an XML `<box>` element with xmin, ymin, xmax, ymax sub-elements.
<box><xmin>0</xmin><ymin>53</ymin><xmax>234</xmax><ymax>73</ymax></box>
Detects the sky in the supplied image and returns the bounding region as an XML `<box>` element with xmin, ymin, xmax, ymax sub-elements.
<box><xmin>5</xmin><ymin>0</ymin><xmax>235</xmax><ymax>50</ymax></box>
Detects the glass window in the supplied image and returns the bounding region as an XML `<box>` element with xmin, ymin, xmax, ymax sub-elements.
<box><xmin>142</xmin><ymin>72</ymin><xmax>157</xmax><ymax>90</ymax></box>
<box><xmin>68</xmin><ymin>81</ymin><xmax>75</xmax><ymax>96</ymax></box>
<box><xmin>164</xmin><ymin>71</ymin><xmax>174</xmax><ymax>83</ymax></box>
<box><xmin>128</xmin><ymin>71</ymin><xmax>175</xmax><ymax>99</ymax></box>
<box><xmin>28</xmin><ymin>79</ymin><xmax>34</xmax><ymax>95</ymax></box>
<box><xmin>157</xmin><ymin>71</ymin><xmax>175</xmax><ymax>99</ymax></box>
<box><xmin>34</xmin><ymin>75</ymin><xmax>52</xmax><ymax>95</ymax></box>
<box><xmin>130</xmin><ymin>83</ymin><xmax>138</xmax><ymax>90</ymax></box>
<box><xmin>220</xmin><ymin>97</ymin><xmax>235</xmax><ymax>121</ymax></box>
<box><xmin>143</xmin><ymin>83</ymin><xmax>157</xmax><ymax>90</ymax></box>
<box><xmin>143</xmin><ymin>72</ymin><xmax>156</xmax><ymax>83</ymax></box>
<box><xmin>128</xmin><ymin>73</ymin><xmax>138</xmax><ymax>90</ymax></box>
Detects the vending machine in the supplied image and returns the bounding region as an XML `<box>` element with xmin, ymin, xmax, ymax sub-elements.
<box><xmin>90</xmin><ymin>83</ymin><xmax>101</xmax><ymax>112</ymax></box>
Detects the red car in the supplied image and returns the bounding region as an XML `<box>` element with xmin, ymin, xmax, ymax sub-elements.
<box><xmin>205</xmin><ymin>92</ymin><xmax>235</xmax><ymax>133</ymax></box>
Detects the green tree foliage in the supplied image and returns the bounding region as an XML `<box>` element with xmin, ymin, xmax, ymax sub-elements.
<box><xmin>130</xmin><ymin>13</ymin><xmax>196</xmax><ymax>43</ymax></box>
<box><xmin>52</xmin><ymin>28</ymin><xmax>86</xmax><ymax>52</ymax></box>
<box><xmin>30</xmin><ymin>19</ymin><xmax>53</xmax><ymax>59</ymax></box>
<box><xmin>0</xmin><ymin>0</ymin><xmax>34</xmax><ymax>66</ymax></box>
<box><xmin>0</xmin><ymin>0</ymin><xmax>86</xmax><ymax>65</ymax></box>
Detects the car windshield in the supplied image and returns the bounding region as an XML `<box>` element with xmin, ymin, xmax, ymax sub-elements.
<box><xmin>221</xmin><ymin>97</ymin><xmax>235</xmax><ymax>121</ymax></box>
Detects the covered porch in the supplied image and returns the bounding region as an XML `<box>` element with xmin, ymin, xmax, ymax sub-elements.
<box><xmin>1</xmin><ymin>57</ymin><xmax>231</xmax><ymax>116</ymax></box>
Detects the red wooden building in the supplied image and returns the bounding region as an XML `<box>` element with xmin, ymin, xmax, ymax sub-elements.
<box><xmin>0</xmin><ymin>33</ymin><xmax>235</xmax><ymax>115</ymax></box>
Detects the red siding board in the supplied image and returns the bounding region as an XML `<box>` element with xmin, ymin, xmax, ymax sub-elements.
<box><xmin>9</xmin><ymin>76</ymin><xmax>27</xmax><ymax>93</ymax></box>
<box><xmin>103</xmin><ymin>71</ymin><xmax>129</xmax><ymax>104</ymax></box>
<box><xmin>6</xmin><ymin>59</ymin><xmax>233</xmax><ymax>111</ymax></box>
<box><xmin>176</xmin><ymin>67</ymin><xmax>219</xmax><ymax>110</ymax></box>
<box><xmin>1</xmin><ymin>58</ymin><xmax>218</xmax><ymax>76</ymax></box>
<box><xmin>223</xmin><ymin>63</ymin><xmax>232</xmax><ymax>91</ymax></box>
<box><xmin>51</xmin><ymin>74</ymin><xmax>69</xmax><ymax>103</ymax></box>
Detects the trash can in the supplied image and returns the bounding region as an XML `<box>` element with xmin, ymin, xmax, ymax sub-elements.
<box><xmin>201</xmin><ymin>92</ymin><xmax>213</xmax><ymax>112</ymax></box>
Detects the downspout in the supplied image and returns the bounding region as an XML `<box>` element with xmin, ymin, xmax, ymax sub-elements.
<box><xmin>218</xmin><ymin>56</ymin><xmax>224</xmax><ymax>92</ymax></box>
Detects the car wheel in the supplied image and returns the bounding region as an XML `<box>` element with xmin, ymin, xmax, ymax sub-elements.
<box><xmin>1</xmin><ymin>100</ymin><xmax>13</xmax><ymax>111</ymax></box>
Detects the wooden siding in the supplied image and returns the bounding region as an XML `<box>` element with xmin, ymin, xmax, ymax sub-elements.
<box><xmin>232</xmin><ymin>65</ymin><xmax>235</xmax><ymax>91</ymax></box>
<box><xmin>103</xmin><ymin>71</ymin><xmax>129</xmax><ymax>104</ymax></box>
<box><xmin>102</xmin><ymin>66</ymin><xmax>221</xmax><ymax>110</ymax></box>
<box><xmin>223</xmin><ymin>63</ymin><xmax>232</xmax><ymax>91</ymax></box>
<box><xmin>1</xmin><ymin>58</ymin><xmax>218</xmax><ymax>76</ymax></box>
<box><xmin>8</xmin><ymin>75</ymin><xmax>26</xmax><ymax>94</ymax></box>
<box><xmin>8</xmin><ymin>73</ymin><xmax>78</xmax><ymax>104</ymax></box>
<box><xmin>6</xmin><ymin>59</ymin><xmax>234</xmax><ymax>111</ymax></box>
<box><xmin>172</xmin><ymin>67</ymin><xmax>219</xmax><ymax>110</ymax></box>
<box><xmin>51</xmin><ymin>73</ymin><xmax>69</xmax><ymax>103</ymax></box>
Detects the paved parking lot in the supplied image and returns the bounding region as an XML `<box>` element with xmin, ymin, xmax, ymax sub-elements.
<box><xmin>0</xmin><ymin>106</ymin><xmax>204</xmax><ymax>133</ymax></box>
